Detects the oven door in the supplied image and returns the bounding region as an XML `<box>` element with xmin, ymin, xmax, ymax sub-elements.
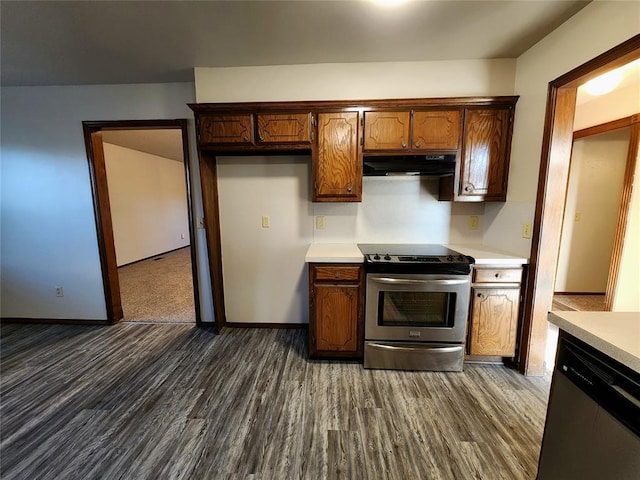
<box><xmin>365</xmin><ymin>273</ymin><xmax>470</xmax><ymax>343</ymax></box>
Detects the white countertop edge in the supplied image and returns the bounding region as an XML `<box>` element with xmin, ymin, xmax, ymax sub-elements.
<box><xmin>446</xmin><ymin>244</ymin><xmax>528</xmax><ymax>265</ymax></box>
<box><xmin>548</xmin><ymin>312</ymin><xmax>640</xmax><ymax>374</ymax></box>
<box><xmin>305</xmin><ymin>244</ymin><xmax>364</xmax><ymax>263</ymax></box>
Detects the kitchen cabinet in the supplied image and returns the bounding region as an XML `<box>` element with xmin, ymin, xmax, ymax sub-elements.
<box><xmin>363</xmin><ymin>110</ymin><xmax>461</xmax><ymax>152</ymax></box>
<box><xmin>198</xmin><ymin>114</ymin><xmax>254</xmax><ymax>146</ymax></box>
<box><xmin>308</xmin><ymin>263</ymin><xmax>364</xmax><ymax>358</ymax></box>
<box><xmin>441</xmin><ymin>106</ymin><xmax>515</xmax><ymax>202</ymax></box>
<box><xmin>467</xmin><ymin>266</ymin><xmax>522</xmax><ymax>357</ymax></box>
<box><xmin>312</xmin><ymin>111</ymin><xmax>362</xmax><ymax>202</ymax></box>
<box><xmin>256</xmin><ymin>113</ymin><xmax>312</xmax><ymax>144</ymax></box>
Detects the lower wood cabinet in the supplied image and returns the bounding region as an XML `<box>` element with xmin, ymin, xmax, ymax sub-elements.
<box><xmin>308</xmin><ymin>263</ymin><xmax>364</xmax><ymax>358</ymax></box>
<box><xmin>467</xmin><ymin>266</ymin><xmax>523</xmax><ymax>358</ymax></box>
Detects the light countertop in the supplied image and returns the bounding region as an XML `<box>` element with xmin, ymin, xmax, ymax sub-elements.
<box><xmin>446</xmin><ymin>244</ymin><xmax>528</xmax><ymax>265</ymax></box>
<box><xmin>305</xmin><ymin>244</ymin><xmax>364</xmax><ymax>263</ymax></box>
<box><xmin>548</xmin><ymin>311</ymin><xmax>640</xmax><ymax>374</ymax></box>
<box><xmin>304</xmin><ymin>243</ymin><xmax>527</xmax><ymax>265</ymax></box>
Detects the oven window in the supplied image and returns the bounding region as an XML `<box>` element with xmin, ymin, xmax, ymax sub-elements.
<box><xmin>377</xmin><ymin>291</ymin><xmax>455</xmax><ymax>327</ymax></box>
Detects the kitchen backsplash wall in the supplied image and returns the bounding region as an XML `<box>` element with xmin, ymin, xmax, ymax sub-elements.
<box><xmin>313</xmin><ymin>176</ymin><xmax>485</xmax><ymax>244</ymax></box>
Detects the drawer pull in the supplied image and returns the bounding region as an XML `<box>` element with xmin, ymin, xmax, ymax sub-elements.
<box><xmin>477</xmin><ymin>293</ymin><xmax>486</xmax><ymax>299</ymax></box>
<box><xmin>495</xmin><ymin>273</ymin><xmax>501</xmax><ymax>278</ymax></box>
<box><xmin>335</xmin><ymin>272</ymin><xmax>340</xmax><ymax>278</ymax></box>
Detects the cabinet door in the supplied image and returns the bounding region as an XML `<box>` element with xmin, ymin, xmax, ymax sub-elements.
<box><xmin>412</xmin><ymin>110</ymin><xmax>461</xmax><ymax>150</ymax></box>
<box><xmin>256</xmin><ymin>113</ymin><xmax>312</xmax><ymax>144</ymax></box>
<box><xmin>313</xmin><ymin>284</ymin><xmax>360</xmax><ymax>353</ymax></box>
<box><xmin>199</xmin><ymin>114</ymin><xmax>254</xmax><ymax>145</ymax></box>
<box><xmin>459</xmin><ymin>108</ymin><xmax>511</xmax><ymax>199</ymax></box>
<box><xmin>363</xmin><ymin>111</ymin><xmax>410</xmax><ymax>151</ymax></box>
<box><xmin>469</xmin><ymin>287</ymin><xmax>520</xmax><ymax>356</ymax></box>
<box><xmin>313</xmin><ymin>112</ymin><xmax>361</xmax><ymax>202</ymax></box>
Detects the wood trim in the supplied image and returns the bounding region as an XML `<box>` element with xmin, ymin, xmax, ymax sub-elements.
<box><xmin>573</xmin><ymin>114</ymin><xmax>638</xmax><ymax>140</ymax></box>
<box><xmin>189</xmin><ymin>96</ymin><xmax>520</xmax><ymax>114</ymax></box>
<box><xmin>553</xmin><ymin>292</ymin><xmax>605</xmax><ymax>296</ymax></box>
<box><xmin>84</xmin><ymin>129</ymin><xmax>123</xmax><ymax>323</ymax></box>
<box><xmin>223</xmin><ymin>322</ymin><xmax>309</xmax><ymax>329</ymax></box>
<box><xmin>604</xmin><ymin>121</ymin><xmax>639</xmax><ymax>311</ymax></box>
<box><xmin>197</xmin><ymin>151</ymin><xmax>226</xmax><ymax>331</ymax></box>
<box><xmin>520</xmin><ymin>35</ymin><xmax>640</xmax><ymax>376</ymax></box>
<box><xmin>1</xmin><ymin>318</ymin><xmax>111</xmax><ymax>326</ymax></box>
<box><xmin>82</xmin><ymin>119</ymin><xmax>201</xmax><ymax>325</ymax></box>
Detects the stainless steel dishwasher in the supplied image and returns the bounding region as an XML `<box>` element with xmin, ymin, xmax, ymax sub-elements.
<box><xmin>537</xmin><ymin>336</ymin><xmax>640</xmax><ymax>480</ymax></box>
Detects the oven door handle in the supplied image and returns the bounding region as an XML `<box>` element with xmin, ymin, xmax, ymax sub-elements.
<box><xmin>367</xmin><ymin>343</ymin><xmax>463</xmax><ymax>354</ymax></box>
<box><xmin>371</xmin><ymin>277</ymin><xmax>468</xmax><ymax>286</ymax></box>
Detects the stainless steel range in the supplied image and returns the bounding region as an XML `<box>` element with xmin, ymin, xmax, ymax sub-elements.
<box><xmin>358</xmin><ymin>244</ymin><xmax>474</xmax><ymax>372</ymax></box>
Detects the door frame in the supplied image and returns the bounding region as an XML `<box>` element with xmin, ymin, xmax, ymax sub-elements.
<box><xmin>519</xmin><ymin>35</ymin><xmax>640</xmax><ymax>375</ymax></box>
<box><xmin>566</xmin><ymin>116</ymin><xmax>640</xmax><ymax>310</ymax></box>
<box><xmin>83</xmin><ymin>119</ymin><xmax>202</xmax><ymax>325</ymax></box>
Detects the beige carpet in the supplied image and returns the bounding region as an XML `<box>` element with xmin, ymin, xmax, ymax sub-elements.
<box><xmin>118</xmin><ymin>247</ymin><xmax>196</xmax><ymax>324</ymax></box>
<box><xmin>552</xmin><ymin>294</ymin><xmax>606</xmax><ymax>312</ymax></box>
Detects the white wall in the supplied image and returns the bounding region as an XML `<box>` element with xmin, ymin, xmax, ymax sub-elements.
<box><xmin>555</xmin><ymin>129</ymin><xmax>630</xmax><ymax>292</ymax></box>
<box><xmin>483</xmin><ymin>1</ymin><xmax>640</xmax><ymax>257</ymax></box>
<box><xmin>0</xmin><ymin>83</ymin><xmax>214</xmax><ymax>322</ymax></box>
<box><xmin>198</xmin><ymin>60</ymin><xmax>511</xmax><ymax>323</ymax></box>
<box><xmin>217</xmin><ymin>156</ymin><xmax>313</xmax><ymax>324</ymax></box>
<box><xmin>104</xmin><ymin>143</ymin><xmax>191</xmax><ymax>266</ymax></box>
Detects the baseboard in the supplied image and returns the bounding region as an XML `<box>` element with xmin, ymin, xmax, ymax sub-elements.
<box><xmin>1</xmin><ymin>317</ymin><xmax>111</xmax><ymax>326</ymax></box>
<box><xmin>117</xmin><ymin>245</ymin><xmax>191</xmax><ymax>268</ymax></box>
<box><xmin>553</xmin><ymin>292</ymin><xmax>604</xmax><ymax>296</ymax></box>
<box><xmin>224</xmin><ymin>322</ymin><xmax>308</xmax><ymax>329</ymax></box>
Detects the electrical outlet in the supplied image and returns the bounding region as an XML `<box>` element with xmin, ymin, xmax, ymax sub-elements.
<box><xmin>316</xmin><ymin>216</ymin><xmax>326</xmax><ymax>230</ymax></box>
<box><xmin>574</xmin><ymin>212</ymin><xmax>581</xmax><ymax>222</ymax></box>
<box><xmin>55</xmin><ymin>287</ymin><xmax>64</xmax><ymax>297</ymax></box>
<box><xmin>469</xmin><ymin>215</ymin><xmax>479</xmax><ymax>230</ymax></box>
<box><xmin>522</xmin><ymin>222</ymin><xmax>532</xmax><ymax>239</ymax></box>
<box><xmin>262</xmin><ymin>215</ymin><xmax>270</xmax><ymax>228</ymax></box>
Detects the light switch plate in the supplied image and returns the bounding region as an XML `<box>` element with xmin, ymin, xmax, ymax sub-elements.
<box><xmin>316</xmin><ymin>216</ymin><xmax>326</xmax><ymax>230</ymax></box>
<box><xmin>262</xmin><ymin>215</ymin><xmax>270</xmax><ymax>228</ymax></box>
<box><xmin>522</xmin><ymin>222</ymin><xmax>532</xmax><ymax>239</ymax></box>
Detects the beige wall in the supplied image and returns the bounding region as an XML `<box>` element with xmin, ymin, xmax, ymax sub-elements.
<box><xmin>483</xmin><ymin>1</ymin><xmax>640</xmax><ymax>257</ymax></box>
<box><xmin>104</xmin><ymin>143</ymin><xmax>191</xmax><ymax>266</ymax></box>
<box><xmin>195</xmin><ymin>59</ymin><xmax>516</xmax><ymax>103</ymax></box>
<box><xmin>555</xmin><ymin>129</ymin><xmax>630</xmax><ymax>293</ymax></box>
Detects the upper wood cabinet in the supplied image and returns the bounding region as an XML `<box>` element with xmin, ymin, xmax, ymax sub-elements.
<box><xmin>412</xmin><ymin>110</ymin><xmax>461</xmax><ymax>150</ymax></box>
<box><xmin>199</xmin><ymin>114</ymin><xmax>254</xmax><ymax>146</ymax></box>
<box><xmin>363</xmin><ymin>110</ymin><xmax>461</xmax><ymax>152</ymax></box>
<box><xmin>363</xmin><ymin>111</ymin><xmax>411</xmax><ymax>151</ymax></box>
<box><xmin>256</xmin><ymin>113</ymin><xmax>312</xmax><ymax>144</ymax></box>
<box><xmin>313</xmin><ymin>111</ymin><xmax>362</xmax><ymax>202</ymax></box>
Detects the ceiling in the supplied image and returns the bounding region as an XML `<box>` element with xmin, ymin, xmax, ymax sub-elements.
<box><xmin>1</xmin><ymin>0</ymin><xmax>590</xmax><ymax>87</ymax></box>
<box><xmin>102</xmin><ymin>129</ymin><xmax>184</xmax><ymax>161</ymax></box>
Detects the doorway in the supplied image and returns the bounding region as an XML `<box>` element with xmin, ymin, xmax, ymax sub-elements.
<box><xmin>520</xmin><ymin>36</ymin><xmax>640</xmax><ymax>376</ymax></box>
<box><xmin>83</xmin><ymin>120</ymin><xmax>201</xmax><ymax>325</ymax></box>
<box><xmin>553</xmin><ymin>126</ymin><xmax>632</xmax><ymax>312</ymax></box>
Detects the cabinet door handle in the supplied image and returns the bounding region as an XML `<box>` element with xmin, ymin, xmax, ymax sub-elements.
<box><xmin>477</xmin><ymin>292</ymin><xmax>486</xmax><ymax>299</ymax></box>
<box><xmin>415</xmin><ymin>141</ymin><xmax>421</xmax><ymax>148</ymax></box>
<box><xmin>335</xmin><ymin>272</ymin><xmax>341</xmax><ymax>279</ymax></box>
<box><xmin>401</xmin><ymin>141</ymin><xmax>407</xmax><ymax>149</ymax></box>
<box><xmin>243</xmin><ymin>136</ymin><xmax>250</xmax><ymax>142</ymax></box>
<box><xmin>495</xmin><ymin>273</ymin><xmax>501</xmax><ymax>279</ymax></box>
<box><xmin>346</xmin><ymin>185</ymin><xmax>353</xmax><ymax>192</ymax></box>
<box><xmin>464</xmin><ymin>184</ymin><xmax>473</xmax><ymax>193</ymax></box>
<box><xmin>259</xmin><ymin>134</ymin><xmax>264</xmax><ymax>142</ymax></box>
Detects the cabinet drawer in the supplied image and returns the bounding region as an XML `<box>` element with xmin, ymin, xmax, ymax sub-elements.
<box><xmin>473</xmin><ymin>267</ymin><xmax>522</xmax><ymax>284</ymax></box>
<box><xmin>256</xmin><ymin>113</ymin><xmax>312</xmax><ymax>144</ymax></box>
<box><xmin>199</xmin><ymin>114</ymin><xmax>254</xmax><ymax>145</ymax></box>
<box><xmin>314</xmin><ymin>266</ymin><xmax>361</xmax><ymax>282</ymax></box>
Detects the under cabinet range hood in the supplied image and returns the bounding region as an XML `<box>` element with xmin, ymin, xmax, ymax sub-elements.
<box><xmin>363</xmin><ymin>154</ymin><xmax>456</xmax><ymax>177</ymax></box>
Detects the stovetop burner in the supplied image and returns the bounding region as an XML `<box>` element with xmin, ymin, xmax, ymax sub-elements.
<box><xmin>358</xmin><ymin>244</ymin><xmax>474</xmax><ymax>274</ymax></box>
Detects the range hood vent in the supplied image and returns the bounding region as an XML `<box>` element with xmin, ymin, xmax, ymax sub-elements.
<box><xmin>363</xmin><ymin>154</ymin><xmax>456</xmax><ymax>177</ymax></box>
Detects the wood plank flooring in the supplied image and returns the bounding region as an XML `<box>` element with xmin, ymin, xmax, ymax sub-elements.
<box><xmin>0</xmin><ymin>324</ymin><xmax>551</xmax><ymax>479</ymax></box>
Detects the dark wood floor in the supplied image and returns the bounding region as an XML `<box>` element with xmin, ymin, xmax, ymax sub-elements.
<box><xmin>0</xmin><ymin>323</ymin><xmax>551</xmax><ymax>479</ymax></box>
